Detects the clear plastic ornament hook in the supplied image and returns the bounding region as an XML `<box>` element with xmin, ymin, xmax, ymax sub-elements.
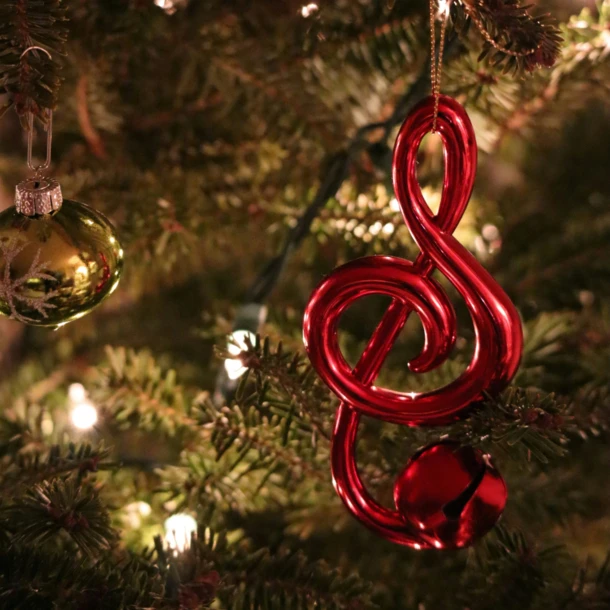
<box><xmin>20</xmin><ymin>46</ymin><xmax>53</xmax><ymax>175</ymax></box>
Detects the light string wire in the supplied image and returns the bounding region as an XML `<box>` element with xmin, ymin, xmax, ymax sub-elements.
<box><xmin>215</xmin><ymin>32</ymin><xmax>459</xmax><ymax>402</ymax></box>
<box><xmin>245</xmin><ymin>33</ymin><xmax>457</xmax><ymax>305</ymax></box>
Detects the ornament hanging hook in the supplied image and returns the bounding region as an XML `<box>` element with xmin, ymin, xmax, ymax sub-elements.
<box><xmin>20</xmin><ymin>46</ymin><xmax>54</xmax><ymax>176</ymax></box>
<box><xmin>429</xmin><ymin>0</ymin><xmax>451</xmax><ymax>132</ymax></box>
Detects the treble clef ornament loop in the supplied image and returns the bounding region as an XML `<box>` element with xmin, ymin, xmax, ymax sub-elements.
<box><xmin>303</xmin><ymin>95</ymin><xmax>523</xmax><ymax>549</ymax></box>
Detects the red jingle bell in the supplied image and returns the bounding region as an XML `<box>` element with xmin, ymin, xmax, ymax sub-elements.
<box><xmin>394</xmin><ymin>442</ymin><xmax>507</xmax><ymax>549</ymax></box>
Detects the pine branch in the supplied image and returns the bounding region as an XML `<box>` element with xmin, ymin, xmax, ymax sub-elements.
<box><xmin>91</xmin><ymin>346</ymin><xmax>193</xmax><ymax>436</ymax></box>
<box><xmin>432</xmin><ymin>384</ymin><xmax>609</xmax><ymax>465</ymax></box>
<box><xmin>0</xmin><ymin>544</ymin><xmax>163</xmax><ymax>610</ymax></box>
<box><xmin>197</xmin><ymin>400</ymin><xmax>328</xmax><ymax>485</ymax></box>
<box><xmin>564</xmin><ymin>554</ymin><xmax>610</xmax><ymax>610</ymax></box>
<box><xmin>0</xmin><ymin>443</ymin><xmax>110</xmax><ymax>493</ymax></box>
<box><xmin>87</xmin><ymin>345</ymin><xmax>330</xmax><ymax>514</ymax></box>
<box><xmin>455</xmin><ymin>0</ymin><xmax>562</xmax><ymax>73</ymax></box>
<box><xmin>76</xmin><ymin>73</ymin><xmax>107</xmax><ymax>159</ymax></box>
<box><xmin>567</xmin><ymin>386</ymin><xmax>610</xmax><ymax>441</ymax></box>
<box><xmin>491</xmin><ymin>3</ymin><xmax>610</xmax><ymax>150</ymax></box>
<box><xmin>230</xmin><ymin>336</ymin><xmax>335</xmax><ymax>442</ymax></box>
<box><xmin>0</xmin><ymin>0</ymin><xmax>68</xmax><ymax>121</ymax></box>
<box><xmin>156</xmin><ymin>396</ymin><xmax>331</xmax><ymax>515</ymax></box>
<box><xmin>468</xmin><ymin>388</ymin><xmax>571</xmax><ymax>462</ymax></box>
<box><xmin>156</xmin><ymin>527</ymin><xmax>378</xmax><ymax>610</ymax></box>
<box><xmin>375</xmin><ymin>387</ymin><xmax>570</xmax><ymax>474</ymax></box>
<box><xmin>437</xmin><ymin>4</ymin><xmax>608</xmax><ymax>155</ymax></box>
<box><xmin>4</xmin><ymin>477</ymin><xmax>116</xmax><ymax>557</ymax></box>
<box><xmin>468</xmin><ymin>532</ymin><xmax>610</xmax><ymax>610</ymax></box>
<box><xmin>381</xmin><ymin>382</ymin><xmax>610</xmax><ymax>477</ymax></box>
<box><xmin>515</xmin><ymin>311</ymin><xmax>577</xmax><ymax>389</ymax></box>
<box><xmin>234</xmin><ymin>325</ymin><xmax>596</xmax><ymax>470</ymax></box>
<box><xmin>0</xmin><ymin>370</ymin><xmax>74</xmax><ymax>459</ymax></box>
<box><xmin>462</xmin><ymin>526</ymin><xmax>567</xmax><ymax>610</ymax></box>
<box><xmin>211</xmin><ymin>57</ymin><xmax>341</xmax><ymax>149</ymax></box>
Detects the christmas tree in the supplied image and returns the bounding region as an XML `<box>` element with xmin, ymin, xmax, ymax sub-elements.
<box><xmin>1</xmin><ymin>0</ymin><xmax>610</xmax><ymax>608</ymax></box>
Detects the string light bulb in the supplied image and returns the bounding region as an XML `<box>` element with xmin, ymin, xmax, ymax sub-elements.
<box><xmin>124</xmin><ymin>501</ymin><xmax>152</xmax><ymax>528</ymax></box>
<box><xmin>164</xmin><ymin>513</ymin><xmax>197</xmax><ymax>553</ymax></box>
<box><xmin>300</xmin><ymin>3</ymin><xmax>319</xmax><ymax>18</ymax></box>
<box><xmin>224</xmin><ymin>329</ymin><xmax>257</xmax><ymax>380</ymax></box>
<box><xmin>213</xmin><ymin>303</ymin><xmax>267</xmax><ymax>406</ymax></box>
<box><xmin>68</xmin><ymin>383</ymin><xmax>98</xmax><ymax>430</ymax></box>
<box><xmin>437</xmin><ymin>0</ymin><xmax>451</xmax><ymax>18</ymax></box>
<box><xmin>154</xmin><ymin>0</ymin><xmax>188</xmax><ymax>15</ymax></box>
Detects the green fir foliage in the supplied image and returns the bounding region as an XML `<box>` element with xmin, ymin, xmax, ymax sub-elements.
<box><xmin>0</xmin><ymin>0</ymin><xmax>609</xmax><ymax>609</ymax></box>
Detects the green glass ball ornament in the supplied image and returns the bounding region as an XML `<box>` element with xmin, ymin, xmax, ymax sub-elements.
<box><xmin>0</xmin><ymin>177</ymin><xmax>123</xmax><ymax>327</ymax></box>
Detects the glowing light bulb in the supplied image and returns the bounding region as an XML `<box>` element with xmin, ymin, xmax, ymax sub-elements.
<box><xmin>75</xmin><ymin>264</ymin><xmax>89</xmax><ymax>281</ymax></box>
<box><xmin>127</xmin><ymin>501</ymin><xmax>152</xmax><ymax>517</ymax></box>
<box><xmin>437</xmin><ymin>0</ymin><xmax>451</xmax><ymax>18</ymax></box>
<box><xmin>71</xmin><ymin>402</ymin><xmax>98</xmax><ymax>430</ymax></box>
<box><xmin>155</xmin><ymin>0</ymin><xmax>174</xmax><ymax>11</ymax></box>
<box><xmin>224</xmin><ymin>330</ymin><xmax>256</xmax><ymax>380</ymax></box>
<box><xmin>300</xmin><ymin>3</ymin><xmax>319</xmax><ymax>17</ymax></box>
<box><xmin>481</xmin><ymin>223</ymin><xmax>499</xmax><ymax>241</ymax></box>
<box><xmin>125</xmin><ymin>501</ymin><xmax>152</xmax><ymax>528</ymax></box>
<box><xmin>69</xmin><ymin>383</ymin><xmax>87</xmax><ymax>403</ymax></box>
<box><xmin>474</xmin><ymin>235</ymin><xmax>487</xmax><ymax>256</ymax></box>
<box><xmin>579</xmin><ymin>290</ymin><xmax>595</xmax><ymax>307</ymax></box>
<box><xmin>68</xmin><ymin>383</ymin><xmax>98</xmax><ymax>430</ymax></box>
<box><xmin>164</xmin><ymin>514</ymin><xmax>197</xmax><ymax>553</ymax></box>
<box><xmin>389</xmin><ymin>197</ymin><xmax>400</xmax><ymax>212</ymax></box>
<box><xmin>369</xmin><ymin>221</ymin><xmax>382</xmax><ymax>236</ymax></box>
<box><xmin>154</xmin><ymin>0</ymin><xmax>187</xmax><ymax>14</ymax></box>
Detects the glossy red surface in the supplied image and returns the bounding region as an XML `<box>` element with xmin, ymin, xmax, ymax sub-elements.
<box><xmin>303</xmin><ymin>95</ymin><xmax>522</xmax><ymax>549</ymax></box>
<box><xmin>394</xmin><ymin>442</ymin><xmax>507</xmax><ymax>548</ymax></box>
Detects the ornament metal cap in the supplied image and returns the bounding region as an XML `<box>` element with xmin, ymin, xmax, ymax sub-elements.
<box><xmin>15</xmin><ymin>177</ymin><xmax>63</xmax><ymax>216</ymax></box>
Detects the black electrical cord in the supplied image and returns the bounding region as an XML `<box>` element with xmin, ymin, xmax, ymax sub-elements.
<box><xmin>244</xmin><ymin>150</ymin><xmax>348</xmax><ymax>303</ymax></box>
<box><xmin>215</xmin><ymin>35</ymin><xmax>459</xmax><ymax>404</ymax></box>
<box><xmin>243</xmin><ymin>36</ymin><xmax>458</xmax><ymax>304</ymax></box>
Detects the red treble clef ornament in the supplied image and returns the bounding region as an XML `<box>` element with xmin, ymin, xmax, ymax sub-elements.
<box><xmin>303</xmin><ymin>95</ymin><xmax>523</xmax><ymax>549</ymax></box>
